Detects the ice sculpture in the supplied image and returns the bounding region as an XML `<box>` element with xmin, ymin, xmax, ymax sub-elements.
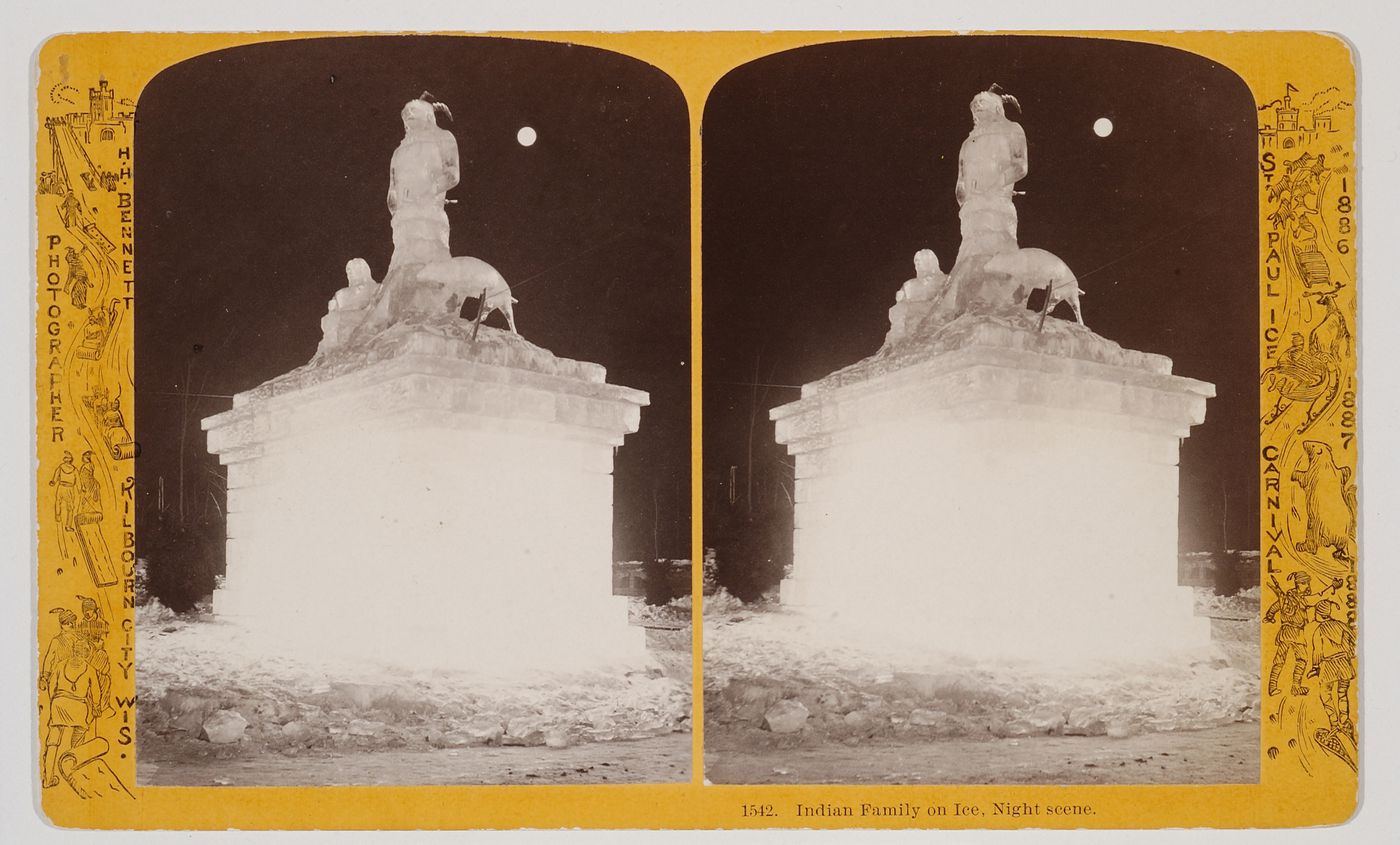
<box><xmin>203</xmin><ymin>95</ymin><xmax>649</xmax><ymax>672</ymax></box>
<box><xmin>773</xmin><ymin>89</ymin><xmax>1215</xmax><ymax>661</ymax></box>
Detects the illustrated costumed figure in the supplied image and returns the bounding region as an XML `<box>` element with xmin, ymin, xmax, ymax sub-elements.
<box><xmin>77</xmin><ymin>300</ymin><xmax>118</xmax><ymax>361</ymax></box>
<box><xmin>1271</xmin><ymin>570</ymin><xmax>1310</xmax><ymax>696</ymax></box>
<box><xmin>39</xmin><ymin>608</ymin><xmax>81</xmax><ymax>694</ymax></box>
<box><xmin>76</xmin><ymin>596</ymin><xmax>112</xmax><ymax>712</ymax></box>
<box><xmin>1292</xmin><ymin>440</ymin><xmax>1357</xmax><ymax>565</ymax></box>
<box><xmin>59</xmin><ymin>190</ymin><xmax>82</xmax><ymax>228</ymax></box>
<box><xmin>63</xmin><ymin>246</ymin><xmax>90</xmax><ymax>309</ymax></box>
<box><xmin>70</xmin><ymin>448</ymin><xmax>118</xmax><ymax>588</ymax></box>
<box><xmin>41</xmin><ymin>623</ymin><xmax>100</xmax><ymax>788</ymax></box>
<box><xmin>77</xmin><ymin>450</ymin><xmax>101</xmax><ymax>515</ymax></box>
<box><xmin>48</xmin><ymin>451</ymin><xmax>77</xmax><ymax>555</ymax></box>
<box><xmin>1307</xmin><ymin>599</ymin><xmax>1356</xmax><ymax>739</ymax></box>
<box><xmin>1264</xmin><ymin>571</ymin><xmax>1327</xmax><ymax>697</ymax></box>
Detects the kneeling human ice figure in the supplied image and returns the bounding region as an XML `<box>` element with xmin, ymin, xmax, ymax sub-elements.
<box><xmin>884</xmin><ymin>249</ymin><xmax>948</xmax><ymax>348</ymax></box>
<box><xmin>316</xmin><ymin>258</ymin><xmax>381</xmax><ymax>354</ymax></box>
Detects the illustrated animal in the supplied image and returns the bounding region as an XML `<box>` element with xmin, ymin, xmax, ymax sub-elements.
<box><xmin>417</xmin><ymin>256</ymin><xmax>518</xmax><ymax>334</ymax></box>
<box><xmin>1291</xmin><ymin>440</ymin><xmax>1356</xmax><ymax>566</ymax></box>
<box><xmin>982</xmin><ymin>247</ymin><xmax>1085</xmax><ymax>326</ymax></box>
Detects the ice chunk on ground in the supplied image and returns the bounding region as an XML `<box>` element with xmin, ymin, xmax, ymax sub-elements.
<box><xmin>705</xmin><ymin>600</ymin><xmax>1257</xmax><ymax>743</ymax></box>
<box><xmin>139</xmin><ymin>614</ymin><xmax>690</xmax><ymax>754</ymax></box>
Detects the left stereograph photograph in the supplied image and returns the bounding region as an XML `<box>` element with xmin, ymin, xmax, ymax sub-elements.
<box><xmin>109</xmin><ymin>36</ymin><xmax>692</xmax><ymax>786</ymax></box>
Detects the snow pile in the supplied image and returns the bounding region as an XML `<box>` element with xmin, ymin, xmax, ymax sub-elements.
<box><xmin>700</xmin><ymin>588</ymin><xmax>749</xmax><ymax>616</ymax></box>
<box><xmin>138</xmin><ymin>616</ymin><xmax>689</xmax><ymax>755</ymax></box>
<box><xmin>627</xmin><ymin>597</ymin><xmax>691</xmax><ymax>628</ymax></box>
<box><xmin>1194</xmin><ymin>586</ymin><xmax>1262</xmax><ymax>620</ymax></box>
<box><xmin>134</xmin><ymin>600</ymin><xmax>184</xmax><ymax>630</ymax></box>
<box><xmin>705</xmin><ymin>604</ymin><xmax>1257</xmax><ymax>745</ymax></box>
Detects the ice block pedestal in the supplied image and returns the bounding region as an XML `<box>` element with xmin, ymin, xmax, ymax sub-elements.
<box><xmin>203</xmin><ymin>325</ymin><xmax>649</xmax><ymax>673</ymax></box>
<box><xmin>771</xmin><ymin>313</ymin><xmax>1215</xmax><ymax>661</ymax></box>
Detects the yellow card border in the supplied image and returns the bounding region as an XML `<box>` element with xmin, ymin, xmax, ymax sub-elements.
<box><xmin>31</xmin><ymin>29</ymin><xmax>1358</xmax><ymax>829</ymax></box>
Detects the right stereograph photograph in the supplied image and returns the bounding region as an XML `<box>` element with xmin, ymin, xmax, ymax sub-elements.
<box><xmin>701</xmin><ymin>35</ymin><xmax>1261</xmax><ymax>785</ymax></box>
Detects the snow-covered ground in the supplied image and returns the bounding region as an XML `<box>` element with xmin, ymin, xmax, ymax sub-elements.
<box><xmin>137</xmin><ymin>603</ymin><xmax>690</xmax><ymax>760</ymax></box>
<box><xmin>703</xmin><ymin>589</ymin><xmax>1258</xmax><ymax>742</ymax></box>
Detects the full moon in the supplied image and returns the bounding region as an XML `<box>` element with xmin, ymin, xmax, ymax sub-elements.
<box><xmin>516</xmin><ymin>126</ymin><xmax>537</xmax><ymax>147</ymax></box>
<box><xmin>1093</xmin><ymin>117</ymin><xmax>1114</xmax><ymax>138</ymax></box>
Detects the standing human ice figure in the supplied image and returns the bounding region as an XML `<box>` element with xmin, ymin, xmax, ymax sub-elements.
<box><xmin>354</xmin><ymin>96</ymin><xmax>462</xmax><ymax>330</ymax></box>
<box><xmin>954</xmin><ymin>88</ymin><xmax>1028</xmax><ymax>262</ymax></box>
<box><xmin>924</xmin><ymin>88</ymin><xmax>1031</xmax><ymax>323</ymax></box>
<box><xmin>387</xmin><ymin>97</ymin><xmax>459</xmax><ymax>274</ymax></box>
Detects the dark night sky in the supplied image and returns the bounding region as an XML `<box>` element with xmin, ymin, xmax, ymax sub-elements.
<box><xmin>134</xmin><ymin>36</ymin><xmax>691</xmax><ymax>561</ymax></box>
<box><xmin>702</xmin><ymin>35</ymin><xmax>1259</xmax><ymax>553</ymax></box>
